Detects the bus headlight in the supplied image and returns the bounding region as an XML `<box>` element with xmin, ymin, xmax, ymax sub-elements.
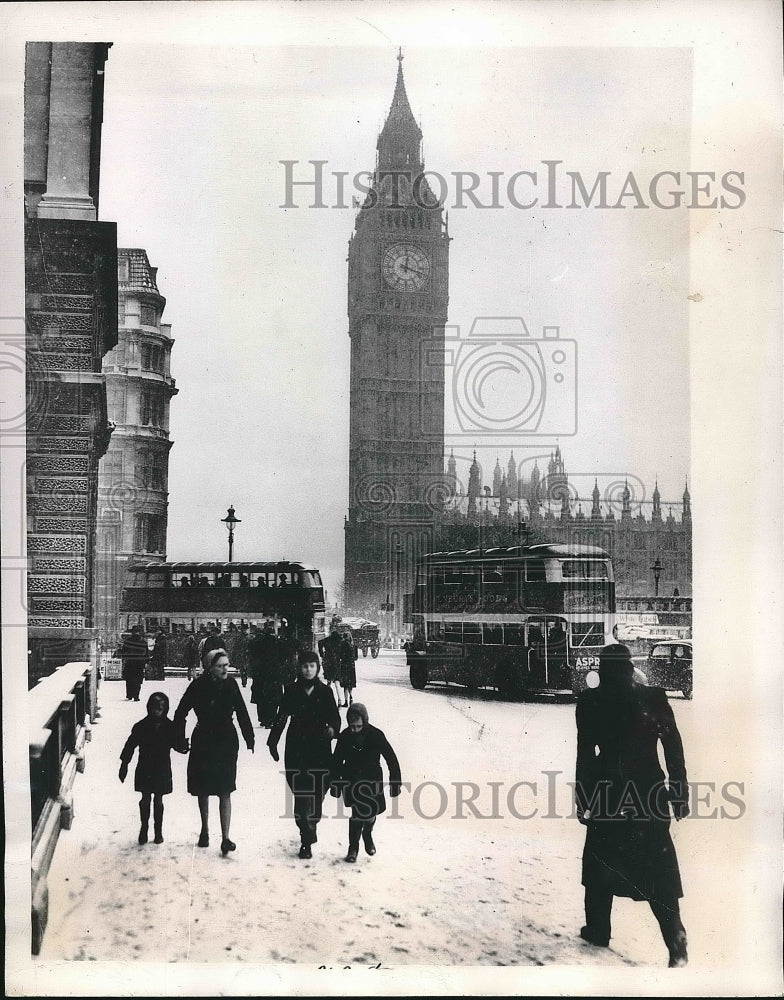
<box><xmin>585</xmin><ymin>669</ymin><xmax>600</xmax><ymax>689</ymax></box>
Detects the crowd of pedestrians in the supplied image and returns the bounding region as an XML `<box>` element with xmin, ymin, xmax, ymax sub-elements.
<box><xmin>116</xmin><ymin>632</ymin><xmax>690</xmax><ymax>966</ymax></box>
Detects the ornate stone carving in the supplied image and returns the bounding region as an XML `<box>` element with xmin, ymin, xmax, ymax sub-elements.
<box><xmin>29</xmin><ymin>576</ymin><xmax>84</xmax><ymax>594</ymax></box>
<box><xmin>35</xmin><ymin>518</ymin><xmax>89</xmax><ymax>532</ymax></box>
<box><xmin>28</xmin><ymin>534</ymin><xmax>87</xmax><ymax>552</ymax></box>
<box><xmin>35</xmin><ymin>477</ymin><xmax>89</xmax><ymax>494</ymax></box>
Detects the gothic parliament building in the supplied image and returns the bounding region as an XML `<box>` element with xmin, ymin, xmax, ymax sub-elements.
<box><xmin>344</xmin><ymin>56</ymin><xmax>691</xmax><ymax>617</ymax></box>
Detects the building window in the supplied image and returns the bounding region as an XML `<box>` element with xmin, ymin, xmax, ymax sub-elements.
<box><xmin>141</xmin><ymin>451</ymin><xmax>165</xmax><ymax>491</ymax></box>
<box><xmin>118</xmin><ymin>259</ymin><xmax>129</xmax><ymax>282</ymax></box>
<box><xmin>134</xmin><ymin>513</ymin><xmax>165</xmax><ymax>554</ymax></box>
<box><xmin>140</xmin><ymin>388</ymin><xmax>165</xmax><ymax>428</ymax></box>
<box><xmin>101</xmin><ymin>449</ymin><xmax>123</xmax><ymax>483</ymax></box>
<box><xmin>140</xmin><ymin>304</ymin><xmax>158</xmax><ymax>327</ymax></box>
<box><xmin>141</xmin><ymin>343</ymin><xmax>164</xmax><ymax>373</ymax></box>
<box><xmin>118</xmin><ymin>298</ymin><xmax>126</xmax><ymax>325</ymax></box>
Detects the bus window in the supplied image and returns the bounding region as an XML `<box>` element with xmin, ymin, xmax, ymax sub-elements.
<box><xmin>482</xmin><ymin>565</ymin><xmax>504</xmax><ymax>584</ymax></box>
<box><xmin>571</xmin><ymin>621</ymin><xmax>605</xmax><ymax>647</ymax></box>
<box><xmin>443</xmin><ymin>621</ymin><xmax>462</xmax><ymax>643</ymax></box>
<box><xmin>562</xmin><ymin>560</ymin><xmax>608</xmax><ymax>580</ymax></box>
<box><xmin>444</xmin><ymin>569</ymin><xmax>461</xmax><ymax>586</ymax></box>
<box><xmin>525</xmin><ymin>560</ymin><xmax>546</xmax><ymax>582</ymax></box>
<box><xmin>427</xmin><ymin>620</ymin><xmax>444</xmax><ymax>640</ymax></box>
<box><xmin>483</xmin><ymin>623</ymin><xmax>504</xmax><ymax>645</ymax></box>
<box><xmin>504</xmin><ymin>623</ymin><xmax>526</xmax><ymax>645</ymax></box>
<box><xmin>463</xmin><ymin>622</ymin><xmax>482</xmax><ymax>645</ymax></box>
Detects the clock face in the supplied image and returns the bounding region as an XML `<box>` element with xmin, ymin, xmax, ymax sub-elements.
<box><xmin>381</xmin><ymin>243</ymin><xmax>431</xmax><ymax>291</ymax></box>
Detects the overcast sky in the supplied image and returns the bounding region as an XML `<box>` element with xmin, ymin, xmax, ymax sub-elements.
<box><xmin>96</xmin><ymin>41</ymin><xmax>694</xmax><ymax>594</ymax></box>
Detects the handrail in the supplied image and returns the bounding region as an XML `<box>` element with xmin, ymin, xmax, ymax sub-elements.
<box><xmin>29</xmin><ymin>660</ymin><xmax>99</xmax><ymax>955</ymax></box>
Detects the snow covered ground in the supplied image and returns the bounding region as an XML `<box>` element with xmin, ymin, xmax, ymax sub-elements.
<box><xmin>29</xmin><ymin>652</ymin><xmax>774</xmax><ymax>991</ymax></box>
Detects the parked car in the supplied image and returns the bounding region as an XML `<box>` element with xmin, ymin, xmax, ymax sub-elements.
<box><xmin>641</xmin><ymin>639</ymin><xmax>693</xmax><ymax>699</ymax></box>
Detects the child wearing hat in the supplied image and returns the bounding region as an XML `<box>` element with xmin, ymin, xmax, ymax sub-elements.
<box><xmin>330</xmin><ymin>702</ymin><xmax>401</xmax><ymax>863</ymax></box>
<box><xmin>119</xmin><ymin>691</ymin><xmax>187</xmax><ymax>844</ymax></box>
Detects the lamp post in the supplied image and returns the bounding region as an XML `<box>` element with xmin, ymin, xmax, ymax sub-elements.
<box><xmin>651</xmin><ymin>557</ymin><xmax>662</xmax><ymax>598</ymax></box>
<box><xmin>394</xmin><ymin>542</ymin><xmax>403</xmax><ymax>638</ymax></box>
<box><xmin>221</xmin><ymin>506</ymin><xmax>241</xmax><ymax>562</ymax></box>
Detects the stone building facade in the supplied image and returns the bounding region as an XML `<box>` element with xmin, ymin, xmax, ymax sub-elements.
<box><xmin>95</xmin><ymin>250</ymin><xmax>177</xmax><ymax>645</ymax></box>
<box><xmin>24</xmin><ymin>42</ymin><xmax>118</xmax><ymax>684</ymax></box>
<box><xmin>437</xmin><ymin>447</ymin><xmax>692</xmax><ymax>598</ymax></box>
<box><xmin>344</xmin><ymin>54</ymin><xmax>450</xmax><ymax>619</ymax></box>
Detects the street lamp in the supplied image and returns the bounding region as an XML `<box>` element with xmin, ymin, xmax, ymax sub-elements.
<box><xmin>221</xmin><ymin>506</ymin><xmax>241</xmax><ymax>562</ymax></box>
<box><xmin>651</xmin><ymin>557</ymin><xmax>662</xmax><ymax>598</ymax></box>
<box><xmin>394</xmin><ymin>542</ymin><xmax>403</xmax><ymax>638</ymax></box>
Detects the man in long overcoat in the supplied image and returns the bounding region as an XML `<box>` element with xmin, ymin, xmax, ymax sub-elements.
<box><xmin>248</xmin><ymin>622</ymin><xmax>282</xmax><ymax>727</ymax></box>
<box><xmin>118</xmin><ymin>626</ymin><xmax>149</xmax><ymax>701</ymax></box>
<box><xmin>575</xmin><ymin>643</ymin><xmax>689</xmax><ymax>967</ymax></box>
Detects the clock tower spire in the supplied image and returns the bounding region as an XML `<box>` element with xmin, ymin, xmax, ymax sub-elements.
<box><xmin>344</xmin><ymin>53</ymin><xmax>450</xmax><ymax>615</ymax></box>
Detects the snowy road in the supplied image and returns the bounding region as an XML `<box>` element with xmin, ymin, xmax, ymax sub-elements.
<box><xmin>38</xmin><ymin>652</ymin><xmax>742</xmax><ymax>970</ymax></box>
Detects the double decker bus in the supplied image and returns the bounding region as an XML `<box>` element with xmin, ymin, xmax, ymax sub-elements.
<box><xmin>407</xmin><ymin>543</ymin><xmax>615</xmax><ymax>698</ymax></box>
<box><xmin>119</xmin><ymin>560</ymin><xmax>327</xmax><ymax>651</ymax></box>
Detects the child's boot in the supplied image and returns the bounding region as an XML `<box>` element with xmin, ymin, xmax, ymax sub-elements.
<box><xmin>345</xmin><ymin>819</ymin><xmax>362</xmax><ymax>862</ymax></box>
<box><xmin>153</xmin><ymin>799</ymin><xmax>164</xmax><ymax>844</ymax></box>
<box><xmin>362</xmin><ymin>820</ymin><xmax>376</xmax><ymax>856</ymax></box>
<box><xmin>138</xmin><ymin>799</ymin><xmax>150</xmax><ymax>845</ymax></box>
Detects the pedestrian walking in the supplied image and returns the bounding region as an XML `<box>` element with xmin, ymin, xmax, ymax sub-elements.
<box><xmin>330</xmin><ymin>702</ymin><xmax>401</xmax><ymax>863</ymax></box>
<box><xmin>338</xmin><ymin>632</ymin><xmax>357</xmax><ymax>708</ymax></box>
<box><xmin>150</xmin><ymin>630</ymin><xmax>167</xmax><ymax>681</ymax></box>
<box><xmin>183</xmin><ymin>630</ymin><xmax>199</xmax><ymax>680</ymax></box>
<box><xmin>267</xmin><ymin>650</ymin><xmax>340</xmax><ymax>859</ymax></box>
<box><xmin>575</xmin><ymin>642</ymin><xmax>689</xmax><ymax>967</ymax></box>
<box><xmin>318</xmin><ymin>627</ymin><xmax>344</xmax><ymax>707</ymax></box>
<box><xmin>117</xmin><ymin>625</ymin><xmax>149</xmax><ymax>701</ymax></box>
<box><xmin>118</xmin><ymin>692</ymin><xmax>187</xmax><ymax>844</ymax></box>
<box><xmin>173</xmin><ymin>648</ymin><xmax>255</xmax><ymax>855</ymax></box>
<box><xmin>248</xmin><ymin>622</ymin><xmax>282</xmax><ymax>727</ymax></box>
<box><xmin>227</xmin><ymin>623</ymin><xmax>249</xmax><ymax>687</ymax></box>
<box><xmin>277</xmin><ymin>624</ymin><xmax>299</xmax><ymax>686</ymax></box>
<box><xmin>198</xmin><ymin>625</ymin><xmax>224</xmax><ymax>669</ymax></box>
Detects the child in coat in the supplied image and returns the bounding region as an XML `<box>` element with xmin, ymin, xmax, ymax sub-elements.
<box><xmin>330</xmin><ymin>702</ymin><xmax>401</xmax><ymax>863</ymax></box>
<box><xmin>119</xmin><ymin>691</ymin><xmax>186</xmax><ymax>844</ymax></box>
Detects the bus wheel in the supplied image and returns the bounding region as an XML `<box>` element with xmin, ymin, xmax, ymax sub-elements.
<box><xmin>371</xmin><ymin>646</ymin><xmax>379</xmax><ymax>659</ymax></box>
<box><xmin>362</xmin><ymin>647</ymin><xmax>368</xmax><ymax>657</ymax></box>
<box><xmin>682</xmin><ymin>674</ymin><xmax>693</xmax><ymax>699</ymax></box>
<box><xmin>409</xmin><ymin>661</ymin><xmax>428</xmax><ymax>690</ymax></box>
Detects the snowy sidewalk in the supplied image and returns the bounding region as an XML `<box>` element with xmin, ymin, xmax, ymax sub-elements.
<box><xmin>39</xmin><ymin>668</ymin><xmax>636</xmax><ymax>966</ymax></box>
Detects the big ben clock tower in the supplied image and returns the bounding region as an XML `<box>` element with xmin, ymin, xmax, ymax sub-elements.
<box><xmin>344</xmin><ymin>52</ymin><xmax>449</xmax><ymax>617</ymax></box>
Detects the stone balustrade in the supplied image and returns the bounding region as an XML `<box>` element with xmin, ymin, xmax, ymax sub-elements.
<box><xmin>29</xmin><ymin>660</ymin><xmax>99</xmax><ymax>954</ymax></box>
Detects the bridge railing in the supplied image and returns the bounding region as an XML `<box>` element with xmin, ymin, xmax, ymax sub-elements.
<box><xmin>28</xmin><ymin>661</ymin><xmax>99</xmax><ymax>954</ymax></box>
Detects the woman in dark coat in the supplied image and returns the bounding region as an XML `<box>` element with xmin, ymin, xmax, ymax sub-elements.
<box><xmin>575</xmin><ymin>643</ymin><xmax>689</xmax><ymax>967</ymax></box>
<box><xmin>337</xmin><ymin>633</ymin><xmax>357</xmax><ymax>708</ymax></box>
<box><xmin>119</xmin><ymin>691</ymin><xmax>186</xmax><ymax>844</ymax></box>
<box><xmin>330</xmin><ymin>702</ymin><xmax>401</xmax><ymax>862</ymax></box>
<box><xmin>174</xmin><ymin>648</ymin><xmax>255</xmax><ymax>855</ymax></box>
<box><xmin>267</xmin><ymin>650</ymin><xmax>340</xmax><ymax>859</ymax></box>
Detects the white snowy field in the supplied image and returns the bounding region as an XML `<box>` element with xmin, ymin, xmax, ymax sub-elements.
<box><xmin>35</xmin><ymin>653</ymin><xmax>753</xmax><ymax>973</ymax></box>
